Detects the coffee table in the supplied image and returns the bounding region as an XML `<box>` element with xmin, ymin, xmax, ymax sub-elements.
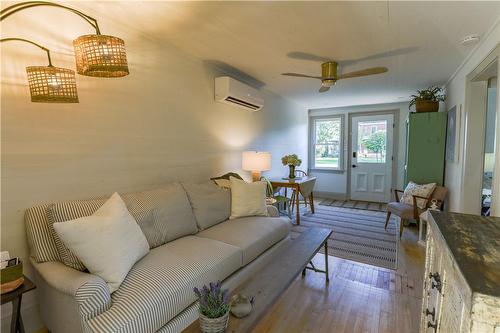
<box><xmin>182</xmin><ymin>227</ymin><xmax>332</xmax><ymax>333</ymax></box>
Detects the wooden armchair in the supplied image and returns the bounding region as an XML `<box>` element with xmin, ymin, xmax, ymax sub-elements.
<box><xmin>384</xmin><ymin>186</ymin><xmax>448</xmax><ymax>238</ymax></box>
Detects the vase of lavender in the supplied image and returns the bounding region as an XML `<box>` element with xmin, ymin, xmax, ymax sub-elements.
<box><xmin>194</xmin><ymin>281</ymin><xmax>230</xmax><ymax>333</ymax></box>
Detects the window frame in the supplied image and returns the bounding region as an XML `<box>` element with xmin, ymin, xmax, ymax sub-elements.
<box><xmin>309</xmin><ymin>115</ymin><xmax>345</xmax><ymax>172</ymax></box>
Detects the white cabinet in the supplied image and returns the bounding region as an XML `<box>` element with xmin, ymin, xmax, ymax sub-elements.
<box><xmin>420</xmin><ymin>213</ymin><xmax>500</xmax><ymax>333</ymax></box>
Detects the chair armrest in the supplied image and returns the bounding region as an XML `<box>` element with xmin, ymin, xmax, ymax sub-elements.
<box><xmin>31</xmin><ymin>259</ymin><xmax>111</xmax><ymax>320</ymax></box>
<box><xmin>266</xmin><ymin>205</ymin><xmax>280</xmax><ymax>217</ymax></box>
<box><xmin>393</xmin><ymin>189</ymin><xmax>404</xmax><ymax>201</ymax></box>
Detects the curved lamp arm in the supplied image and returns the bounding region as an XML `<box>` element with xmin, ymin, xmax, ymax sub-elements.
<box><xmin>0</xmin><ymin>1</ymin><xmax>101</xmax><ymax>34</ymax></box>
<box><xmin>0</xmin><ymin>37</ymin><xmax>53</xmax><ymax>66</ymax></box>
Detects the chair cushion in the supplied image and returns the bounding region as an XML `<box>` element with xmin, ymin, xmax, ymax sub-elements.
<box><xmin>387</xmin><ymin>202</ymin><xmax>418</xmax><ymax>219</ymax></box>
<box><xmin>196</xmin><ymin>216</ymin><xmax>291</xmax><ymax>265</ymax></box>
<box><xmin>182</xmin><ymin>181</ymin><xmax>231</xmax><ymax>230</ymax></box>
<box><xmin>87</xmin><ymin>236</ymin><xmax>242</xmax><ymax>333</ymax></box>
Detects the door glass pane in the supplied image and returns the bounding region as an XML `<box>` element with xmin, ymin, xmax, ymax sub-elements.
<box><xmin>357</xmin><ymin>120</ymin><xmax>387</xmax><ymax>163</ymax></box>
<box><xmin>315</xmin><ymin>144</ymin><xmax>339</xmax><ymax>168</ymax></box>
<box><xmin>314</xmin><ymin>118</ymin><xmax>341</xmax><ymax>168</ymax></box>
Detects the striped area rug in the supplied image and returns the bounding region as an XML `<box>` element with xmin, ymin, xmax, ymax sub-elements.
<box><xmin>319</xmin><ymin>198</ymin><xmax>387</xmax><ymax>212</ymax></box>
<box><xmin>291</xmin><ymin>205</ymin><xmax>398</xmax><ymax>270</ymax></box>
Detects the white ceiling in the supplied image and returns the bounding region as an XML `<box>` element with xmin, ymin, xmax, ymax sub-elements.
<box><xmin>2</xmin><ymin>1</ymin><xmax>500</xmax><ymax>108</ymax></box>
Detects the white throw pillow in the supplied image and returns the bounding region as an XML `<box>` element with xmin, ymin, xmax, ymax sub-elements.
<box><xmin>229</xmin><ymin>176</ymin><xmax>267</xmax><ymax>219</ymax></box>
<box><xmin>400</xmin><ymin>181</ymin><xmax>436</xmax><ymax>209</ymax></box>
<box><xmin>53</xmin><ymin>192</ymin><xmax>149</xmax><ymax>293</ymax></box>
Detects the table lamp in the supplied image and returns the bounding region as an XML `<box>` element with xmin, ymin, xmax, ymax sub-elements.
<box><xmin>242</xmin><ymin>151</ymin><xmax>271</xmax><ymax>182</ymax></box>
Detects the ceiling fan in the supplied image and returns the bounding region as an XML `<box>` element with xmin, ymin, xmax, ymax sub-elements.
<box><xmin>282</xmin><ymin>61</ymin><xmax>388</xmax><ymax>93</ymax></box>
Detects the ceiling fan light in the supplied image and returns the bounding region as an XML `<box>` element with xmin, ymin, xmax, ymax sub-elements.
<box><xmin>26</xmin><ymin>66</ymin><xmax>79</xmax><ymax>103</ymax></box>
<box><xmin>73</xmin><ymin>34</ymin><xmax>129</xmax><ymax>78</ymax></box>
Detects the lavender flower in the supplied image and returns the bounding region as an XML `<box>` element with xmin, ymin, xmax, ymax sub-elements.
<box><xmin>193</xmin><ymin>280</ymin><xmax>230</xmax><ymax>318</ymax></box>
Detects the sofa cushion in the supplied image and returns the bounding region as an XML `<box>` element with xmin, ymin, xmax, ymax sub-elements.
<box><xmin>48</xmin><ymin>198</ymin><xmax>107</xmax><ymax>271</ymax></box>
<box><xmin>122</xmin><ymin>183</ymin><xmax>198</xmax><ymax>247</ymax></box>
<box><xmin>182</xmin><ymin>182</ymin><xmax>231</xmax><ymax>230</ymax></box>
<box><xmin>197</xmin><ymin>216</ymin><xmax>291</xmax><ymax>265</ymax></box>
<box><xmin>53</xmin><ymin>193</ymin><xmax>149</xmax><ymax>293</ymax></box>
<box><xmin>87</xmin><ymin>236</ymin><xmax>242</xmax><ymax>333</ymax></box>
<box><xmin>229</xmin><ymin>177</ymin><xmax>268</xmax><ymax>219</ymax></box>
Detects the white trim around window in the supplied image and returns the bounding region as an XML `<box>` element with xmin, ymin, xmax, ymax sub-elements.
<box><xmin>309</xmin><ymin>115</ymin><xmax>345</xmax><ymax>171</ymax></box>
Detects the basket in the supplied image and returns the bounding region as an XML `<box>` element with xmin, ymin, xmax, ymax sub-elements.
<box><xmin>1</xmin><ymin>261</ymin><xmax>23</xmax><ymax>294</ymax></box>
<box><xmin>199</xmin><ymin>311</ymin><xmax>229</xmax><ymax>333</ymax></box>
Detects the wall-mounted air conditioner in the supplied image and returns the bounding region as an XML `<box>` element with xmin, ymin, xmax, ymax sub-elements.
<box><xmin>215</xmin><ymin>76</ymin><xmax>264</xmax><ymax>111</ymax></box>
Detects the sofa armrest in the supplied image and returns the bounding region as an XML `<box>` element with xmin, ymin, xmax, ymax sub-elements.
<box><xmin>266</xmin><ymin>205</ymin><xmax>280</xmax><ymax>217</ymax></box>
<box><xmin>31</xmin><ymin>258</ymin><xmax>111</xmax><ymax>320</ymax></box>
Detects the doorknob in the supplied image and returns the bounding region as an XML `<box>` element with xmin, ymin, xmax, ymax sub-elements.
<box><xmin>352</xmin><ymin>164</ymin><xmax>357</xmax><ymax>168</ymax></box>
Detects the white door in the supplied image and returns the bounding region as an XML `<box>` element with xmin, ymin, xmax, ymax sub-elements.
<box><xmin>350</xmin><ymin>114</ymin><xmax>393</xmax><ymax>203</ymax></box>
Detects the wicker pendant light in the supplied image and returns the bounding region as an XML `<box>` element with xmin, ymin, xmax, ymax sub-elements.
<box><xmin>73</xmin><ymin>34</ymin><xmax>128</xmax><ymax>77</ymax></box>
<box><xmin>26</xmin><ymin>65</ymin><xmax>78</xmax><ymax>103</ymax></box>
<box><xmin>1</xmin><ymin>38</ymin><xmax>79</xmax><ymax>103</ymax></box>
<box><xmin>1</xmin><ymin>1</ymin><xmax>130</xmax><ymax>79</ymax></box>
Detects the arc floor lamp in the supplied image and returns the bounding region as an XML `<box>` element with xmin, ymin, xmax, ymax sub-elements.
<box><xmin>1</xmin><ymin>1</ymin><xmax>129</xmax><ymax>103</ymax></box>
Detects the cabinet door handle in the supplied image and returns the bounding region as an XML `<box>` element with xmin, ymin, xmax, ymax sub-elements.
<box><xmin>425</xmin><ymin>307</ymin><xmax>435</xmax><ymax>321</ymax></box>
<box><xmin>429</xmin><ymin>272</ymin><xmax>441</xmax><ymax>282</ymax></box>
<box><xmin>431</xmin><ymin>280</ymin><xmax>442</xmax><ymax>293</ymax></box>
<box><xmin>427</xmin><ymin>321</ymin><xmax>437</xmax><ymax>330</ymax></box>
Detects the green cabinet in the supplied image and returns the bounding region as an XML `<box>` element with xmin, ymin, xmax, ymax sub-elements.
<box><xmin>405</xmin><ymin>112</ymin><xmax>447</xmax><ymax>186</ymax></box>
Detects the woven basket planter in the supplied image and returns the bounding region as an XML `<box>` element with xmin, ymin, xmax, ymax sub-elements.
<box><xmin>199</xmin><ymin>312</ymin><xmax>229</xmax><ymax>333</ymax></box>
<box><xmin>415</xmin><ymin>100</ymin><xmax>439</xmax><ymax>113</ymax></box>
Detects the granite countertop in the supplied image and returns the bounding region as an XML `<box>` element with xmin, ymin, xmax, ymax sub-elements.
<box><xmin>430</xmin><ymin>211</ymin><xmax>500</xmax><ymax>298</ymax></box>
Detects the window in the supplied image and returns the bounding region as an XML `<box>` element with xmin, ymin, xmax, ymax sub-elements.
<box><xmin>310</xmin><ymin>116</ymin><xmax>343</xmax><ymax>170</ymax></box>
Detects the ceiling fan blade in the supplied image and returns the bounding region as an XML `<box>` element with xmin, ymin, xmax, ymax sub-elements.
<box><xmin>337</xmin><ymin>67</ymin><xmax>388</xmax><ymax>80</ymax></box>
<box><xmin>287</xmin><ymin>51</ymin><xmax>331</xmax><ymax>62</ymax></box>
<box><xmin>319</xmin><ymin>85</ymin><xmax>330</xmax><ymax>93</ymax></box>
<box><xmin>282</xmin><ymin>73</ymin><xmax>322</xmax><ymax>79</ymax></box>
<box><xmin>339</xmin><ymin>47</ymin><xmax>419</xmax><ymax>66</ymax></box>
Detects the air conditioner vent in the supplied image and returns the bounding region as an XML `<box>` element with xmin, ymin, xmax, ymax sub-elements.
<box><xmin>224</xmin><ymin>96</ymin><xmax>260</xmax><ymax>110</ymax></box>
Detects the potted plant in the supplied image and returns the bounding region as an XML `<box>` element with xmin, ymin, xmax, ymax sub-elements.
<box><xmin>194</xmin><ymin>281</ymin><xmax>230</xmax><ymax>333</ymax></box>
<box><xmin>281</xmin><ymin>154</ymin><xmax>302</xmax><ymax>179</ymax></box>
<box><xmin>409</xmin><ymin>86</ymin><xmax>446</xmax><ymax>113</ymax></box>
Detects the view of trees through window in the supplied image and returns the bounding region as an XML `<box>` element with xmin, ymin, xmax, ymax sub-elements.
<box><xmin>357</xmin><ymin>120</ymin><xmax>387</xmax><ymax>163</ymax></box>
<box><xmin>314</xmin><ymin>118</ymin><xmax>341</xmax><ymax>168</ymax></box>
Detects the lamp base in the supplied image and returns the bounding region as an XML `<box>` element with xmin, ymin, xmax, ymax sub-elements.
<box><xmin>251</xmin><ymin>171</ymin><xmax>261</xmax><ymax>182</ymax></box>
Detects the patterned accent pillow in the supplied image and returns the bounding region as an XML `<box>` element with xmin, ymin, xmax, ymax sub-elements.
<box><xmin>400</xmin><ymin>181</ymin><xmax>436</xmax><ymax>209</ymax></box>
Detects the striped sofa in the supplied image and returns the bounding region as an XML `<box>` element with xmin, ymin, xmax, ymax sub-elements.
<box><xmin>25</xmin><ymin>182</ymin><xmax>291</xmax><ymax>333</ymax></box>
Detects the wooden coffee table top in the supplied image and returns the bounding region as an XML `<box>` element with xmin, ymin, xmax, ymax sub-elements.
<box><xmin>183</xmin><ymin>227</ymin><xmax>332</xmax><ymax>333</ymax></box>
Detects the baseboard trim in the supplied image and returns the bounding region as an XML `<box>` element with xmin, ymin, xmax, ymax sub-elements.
<box><xmin>314</xmin><ymin>191</ymin><xmax>348</xmax><ymax>200</ymax></box>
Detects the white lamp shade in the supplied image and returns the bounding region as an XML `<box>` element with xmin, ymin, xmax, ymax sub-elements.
<box><xmin>242</xmin><ymin>151</ymin><xmax>271</xmax><ymax>171</ymax></box>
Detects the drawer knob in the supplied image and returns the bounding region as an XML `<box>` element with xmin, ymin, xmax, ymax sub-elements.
<box><xmin>425</xmin><ymin>307</ymin><xmax>436</xmax><ymax>321</ymax></box>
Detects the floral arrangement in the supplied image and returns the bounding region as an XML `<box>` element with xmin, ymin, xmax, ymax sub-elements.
<box><xmin>281</xmin><ymin>154</ymin><xmax>302</xmax><ymax>167</ymax></box>
<box><xmin>193</xmin><ymin>281</ymin><xmax>230</xmax><ymax>319</ymax></box>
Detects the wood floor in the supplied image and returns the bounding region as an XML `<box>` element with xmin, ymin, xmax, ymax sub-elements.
<box><xmin>251</xmin><ymin>224</ymin><xmax>425</xmax><ymax>333</ymax></box>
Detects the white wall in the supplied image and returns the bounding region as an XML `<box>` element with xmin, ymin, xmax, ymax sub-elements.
<box><xmin>444</xmin><ymin>19</ymin><xmax>500</xmax><ymax>213</ymax></box>
<box><xmin>0</xmin><ymin>36</ymin><xmax>307</xmax><ymax>331</ymax></box>
<box><xmin>308</xmin><ymin>102</ymin><xmax>410</xmax><ymax>198</ymax></box>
